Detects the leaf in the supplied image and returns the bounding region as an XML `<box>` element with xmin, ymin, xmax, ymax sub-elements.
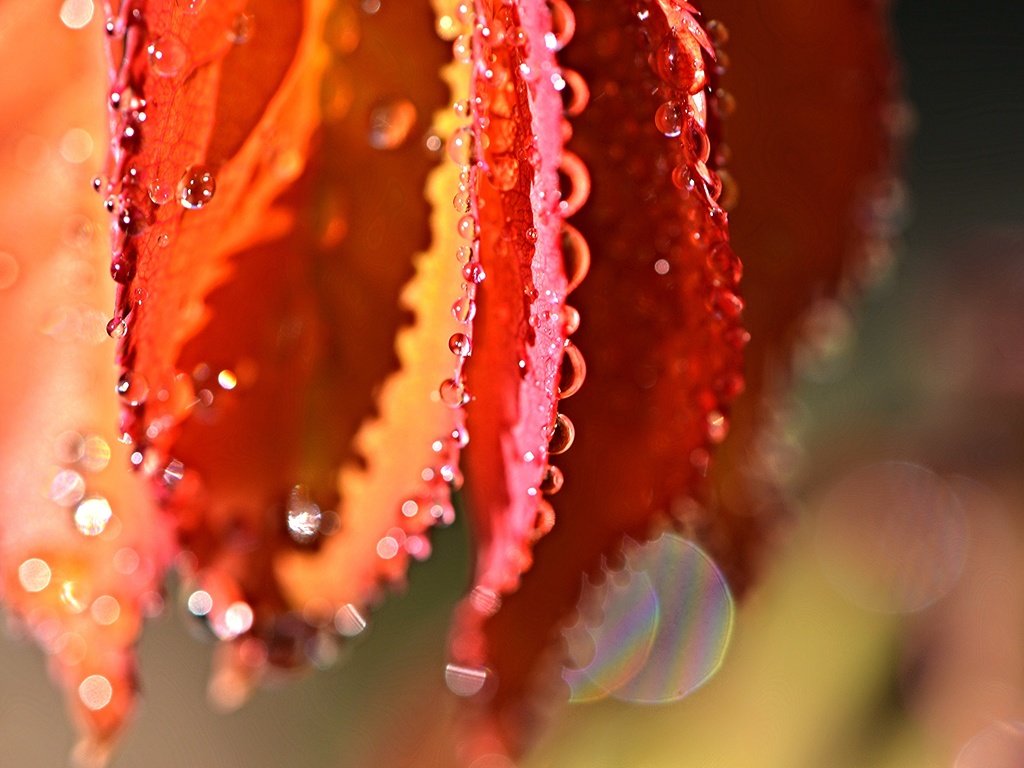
<box><xmin>0</xmin><ymin>4</ymin><xmax>173</xmax><ymax>758</ymax></box>
<box><xmin>462</xmin><ymin>0</ymin><xmax>897</xmax><ymax>757</ymax></box>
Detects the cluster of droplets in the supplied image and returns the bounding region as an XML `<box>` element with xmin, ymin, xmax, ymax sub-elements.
<box><xmin>97</xmin><ymin>0</ymin><xmax>220</xmax><ymax>444</ymax></box>
<box><xmin>637</xmin><ymin>2</ymin><xmax>746</xmax><ymax>460</ymax></box>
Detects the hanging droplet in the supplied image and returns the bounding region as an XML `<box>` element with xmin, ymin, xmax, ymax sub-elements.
<box><xmin>562</xmin><ymin>304</ymin><xmax>580</xmax><ymax>335</ymax></box>
<box><xmin>558</xmin><ymin>152</ymin><xmax>590</xmax><ymax>217</ymax></box>
<box><xmin>457</xmin><ymin>215</ymin><xmax>479</xmax><ymax>241</ymax></box>
<box><xmin>367</xmin><ymin>97</ymin><xmax>417</xmax><ymax>150</ymax></box>
<box><xmin>451</xmin><ymin>296</ymin><xmax>476</xmax><ymax>323</ymax></box>
<box><xmin>549</xmin><ymin>412</ymin><xmax>575</xmax><ymax>454</ymax></box>
<box><xmin>116</xmin><ymin>371</ymin><xmax>149</xmax><ymax>407</ymax></box>
<box><xmin>654</xmin><ymin>36</ymin><xmax>704</xmax><ymax>93</ymax></box>
<box><xmin>461</xmin><ymin>260</ymin><xmax>485</xmax><ymax>283</ymax></box>
<box><xmin>447</xmin><ymin>126</ymin><xmax>475</xmax><ymax>165</ymax></box>
<box><xmin>178</xmin><ymin>165</ymin><xmax>216</xmax><ymax>209</ymax></box>
<box><xmin>558</xmin><ymin>341</ymin><xmax>586</xmax><ymax>399</ymax></box>
<box><xmin>286</xmin><ymin>485</ymin><xmax>323</xmax><ymax>543</ymax></box>
<box><xmin>106</xmin><ymin>316</ymin><xmax>128</xmax><ymax>339</ymax></box>
<box><xmin>559</xmin><ymin>69</ymin><xmax>590</xmax><ymax>117</ymax></box>
<box><xmin>74</xmin><ymin>496</ymin><xmax>113</xmax><ymax>537</ymax></box>
<box><xmin>439</xmin><ymin>378</ymin><xmax>469</xmax><ymax>408</ymax></box>
<box><xmin>655</xmin><ymin>101</ymin><xmax>685</xmax><ymax>138</ymax></box>
<box><xmin>532</xmin><ymin>500</ymin><xmax>556</xmax><ymax>539</ymax></box>
<box><xmin>448</xmin><ymin>332</ymin><xmax>472</xmax><ymax>357</ymax></box>
<box><xmin>547</xmin><ymin>0</ymin><xmax>576</xmax><ymax>50</ymax></box>
<box><xmin>561</xmin><ymin>223</ymin><xmax>590</xmax><ymax>293</ymax></box>
<box><xmin>540</xmin><ymin>465</ymin><xmax>564</xmax><ymax>495</ymax></box>
<box><xmin>148</xmin><ymin>34</ymin><xmax>188</xmax><ymax>77</ymax></box>
<box><xmin>148</xmin><ymin>178</ymin><xmax>174</xmax><ymax>205</ymax></box>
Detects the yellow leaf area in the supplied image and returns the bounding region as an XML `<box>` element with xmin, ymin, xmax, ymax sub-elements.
<box><xmin>276</xmin><ymin>53</ymin><xmax>470</xmax><ymax>613</ymax></box>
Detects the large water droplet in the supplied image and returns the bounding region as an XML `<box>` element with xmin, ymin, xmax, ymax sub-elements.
<box><xmin>561</xmin><ymin>223</ymin><xmax>590</xmax><ymax>293</ymax></box>
<box><xmin>367</xmin><ymin>97</ymin><xmax>417</xmax><ymax>150</ymax></box>
<box><xmin>448</xmin><ymin>332</ymin><xmax>472</xmax><ymax>357</ymax></box>
<box><xmin>116</xmin><ymin>371</ymin><xmax>149</xmax><ymax>406</ymax></box>
<box><xmin>148</xmin><ymin>34</ymin><xmax>188</xmax><ymax>77</ymax></box>
<box><xmin>178</xmin><ymin>165</ymin><xmax>216</xmax><ymax>209</ymax></box>
<box><xmin>558</xmin><ymin>341</ymin><xmax>586</xmax><ymax>399</ymax></box>
<box><xmin>439</xmin><ymin>378</ymin><xmax>469</xmax><ymax>408</ymax></box>
<box><xmin>549</xmin><ymin>412</ymin><xmax>575</xmax><ymax>454</ymax></box>
<box><xmin>655</xmin><ymin>100</ymin><xmax>685</xmax><ymax>138</ymax></box>
<box><xmin>461</xmin><ymin>259</ymin><xmax>485</xmax><ymax>283</ymax></box>
<box><xmin>451</xmin><ymin>296</ymin><xmax>476</xmax><ymax>323</ymax></box>
<box><xmin>74</xmin><ymin>496</ymin><xmax>113</xmax><ymax>536</ymax></box>
<box><xmin>447</xmin><ymin>126</ymin><xmax>475</xmax><ymax>166</ymax></box>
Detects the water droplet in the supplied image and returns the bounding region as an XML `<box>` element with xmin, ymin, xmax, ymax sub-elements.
<box><xmin>187</xmin><ymin>589</ymin><xmax>213</xmax><ymax>616</ymax></box>
<box><xmin>654</xmin><ymin>36</ymin><xmax>705</xmax><ymax>93</ymax></box>
<box><xmin>217</xmin><ymin>369</ymin><xmax>237</xmax><ymax>390</ymax></box>
<box><xmin>458</xmin><ymin>214</ymin><xmax>480</xmax><ymax>241</ymax></box>
<box><xmin>435</xmin><ymin>13</ymin><xmax>458</xmax><ymax>41</ymax></box>
<box><xmin>532</xmin><ymin>499</ymin><xmax>556</xmax><ymax>539</ymax></box>
<box><xmin>655</xmin><ymin>100</ymin><xmax>685</xmax><ymax>137</ymax></box>
<box><xmin>91</xmin><ymin>595</ymin><xmax>121</xmax><ymax>625</ymax></box>
<box><xmin>561</xmin><ymin>223</ymin><xmax>590</xmax><ymax>293</ymax></box>
<box><xmin>286</xmin><ymin>486</ymin><xmax>322</xmax><ymax>543</ymax></box>
<box><xmin>178</xmin><ymin>164</ymin><xmax>216</xmax><ymax>209</ymax></box>
<box><xmin>706</xmin><ymin>410</ymin><xmax>728</xmax><ymax>443</ymax></box>
<box><xmin>376</xmin><ymin>536</ymin><xmax>400</xmax><ymax>559</ymax></box>
<box><xmin>549</xmin><ymin>413</ymin><xmax>575</xmax><ymax>454</ymax></box>
<box><xmin>367</xmin><ymin>97</ymin><xmax>417</xmax><ymax>150</ymax></box>
<box><xmin>78</xmin><ymin>675</ymin><xmax>113</xmax><ymax>711</ymax></box>
<box><xmin>116</xmin><ymin>371</ymin><xmax>149</xmax><ymax>406</ymax></box>
<box><xmin>228</xmin><ymin>13</ymin><xmax>254</xmax><ymax>44</ymax></box>
<box><xmin>334</xmin><ymin>603</ymin><xmax>367</xmax><ymax>637</ymax></box>
<box><xmin>558</xmin><ymin>341</ymin><xmax>586</xmax><ymax>399</ymax></box>
<box><xmin>453</xmin><ymin>191</ymin><xmax>472</xmax><ymax>213</ymax></box>
<box><xmin>18</xmin><ymin>558</ymin><xmax>51</xmax><ymax>592</ymax></box>
<box><xmin>148</xmin><ymin>178</ymin><xmax>174</xmax><ymax>205</ymax></box>
<box><xmin>540</xmin><ymin>465</ymin><xmax>564</xmax><ymax>495</ymax></box>
<box><xmin>447</xmin><ymin>126</ymin><xmax>475</xmax><ymax>165</ymax></box>
<box><xmin>445</xmin><ymin>663</ymin><xmax>489</xmax><ymax>697</ymax></box>
<box><xmin>706</xmin><ymin>19</ymin><xmax>729</xmax><ymax>46</ymax></box>
<box><xmin>74</xmin><ymin>496</ymin><xmax>113</xmax><ymax>536</ymax></box>
<box><xmin>461</xmin><ymin>259</ymin><xmax>485</xmax><ymax>283</ymax></box>
<box><xmin>560</xmin><ymin>69</ymin><xmax>589</xmax><ymax>116</ymax></box>
<box><xmin>439</xmin><ymin>378</ymin><xmax>469</xmax><ymax>408</ymax></box>
<box><xmin>562</xmin><ymin>304</ymin><xmax>580</xmax><ymax>335</ymax></box>
<box><xmin>452</xmin><ymin>34</ymin><xmax>472</xmax><ymax>63</ymax></box>
<box><xmin>448</xmin><ymin>332</ymin><xmax>472</xmax><ymax>357</ymax></box>
<box><xmin>451</xmin><ymin>296</ymin><xmax>476</xmax><ymax>324</ymax></box>
<box><xmin>452</xmin><ymin>427</ymin><xmax>470</xmax><ymax>448</ymax></box>
<box><xmin>59</xmin><ymin>0</ymin><xmax>94</xmax><ymax>29</ymax></box>
<box><xmin>148</xmin><ymin>34</ymin><xmax>188</xmax><ymax>77</ymax></box>
<box><xmin>51</xmin><ymin>469</ymin><xmax>86</xmax><ymax>507</ymax></box>
<box><xmin>548</xmin><ymin>0</ymin><xmax>575</xmax><ymax>50</ymax></box>
<box><xmin>558</xmin><ymin>151</ymin><xmax>590</xmax><ymax>217</ymax></box>
<box><xmin>176</xmin><ymin>0</ymin><xmax>206</xmax><ymax>13</ymax></box>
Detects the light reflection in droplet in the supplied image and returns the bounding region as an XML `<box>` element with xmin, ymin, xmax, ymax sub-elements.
<box><xmin>334</xmin><ymin>603</ymin><xmax>366</xmax><ymax>637</ymax></box>
<box><xmin>18</xmin><ymin>558</ymin><xmax>52</xmax><ymax>592</ymax></box>
<box><xmin>444</xmin><ymin>663</ymin><xmax>488</xmax><ymax>697</ymax></box>
<box><xmin>286</xmin><ymin>486</ymin><xmax>322</xmax><ymax>543</ymax></box>
<box><xmin>73</xmin><ymin>496</ymin><xmax>113</xmax><ymax>536</ymax></box>
<box><xmin>563</xmin><ymin>534</ymin><xmax>735</xmax><ymax>704</ymax></box>
<box><xmin>187</xmin><ymin>589</ymin><xmax>213</xmax><ymax>617</ymax></box>
<box><xmin>78</xmin><ymin>674</ymin><xmax>113</xmax><ymax>711</ymax></box>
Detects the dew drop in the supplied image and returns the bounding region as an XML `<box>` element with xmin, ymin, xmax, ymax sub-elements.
<box><xmin>452</xmin><ymin>34</ymin><xmax>472</xmax><ymax>63</ymax></box>
<box><xmin>447</xmin><ymin>126</ymin><xmax>475</xmax><ymax>165</ymax></box>
<box><xmin>448</xmin><ymin>332</ymin><xmax>472</xmax><ymax>357</ymax></box>
<box><xmin>655</xmin><ymin>100</ymin><xmax>685</xmax><ymax>138</ymax></box>
<box><xmin>540</xmin><ymin>465</ymin><xmax>564</xmax><ymax>495</ymax></box>
<box><xmin>549</xmin><ymin>412</ymin><xmax>575</xmax><ymax>454</ymax></box>
<box><xmin>78</xmin><ymin>675</ymin><xmax>113</xmax><ymax>711</ymax></box>
<box><xmin>558</xmin><ymin>341</ymin><xmax>586</xmax><ymax>399</ymax></box>
<box><xmin>74</xmin><ymin>496</ymin><xmax>113</xmax><ymax>536</ymax></box>
<box><xmin>548</xmin><ymin>0</ymin><xmax>576</xmax><ymax>50</ymax></box>
<box><xmin>59</xmin><ymin>0</ymin><xmax>94</xmax><ymax>29</ymax></box>
<box><xmin>562</xmin><ymin>304</ymin><xmax>580</xmax><ymax>335</ymax></box>
<box><xmin>532</xmin><ymin>499</ymin><xmax>556</xmax><ymax>539</ymax></box>
<box><xmin>116</xmin><ymin>371</ymin><xmax>149</xmax><ymax>406</ymax></box>
<box><xmin>451</xmin><ymin>296</ymin><xmax>476</xmax><ymax>323</ymax></box>
<box><xmin>148</xmin><ymin>178</ymin><xmax>174</xmax><ymax>205</ymax></box>
<box><xmin>439</xmin><ymin>378</ymin><xmax>469</xmax><ymax>408</ymax></box>
<box><xmin>558</xmin><ymin>152</ymin><xmax>590</xmax><ymax>217</ymax></box>
<box><xmin>457</xmin><ymin>215</ymin><xmax>479</xmax><ymax>241</ymax></box>
<box><xmin>18</xmin><ymin>558</ymin><xmax>51</xmax><ymax>592</ymax></box>
<box><xmin>106</xmin><ymin>316</ymin><xmax>127</xmax><ymax>339</ymax></box>
<box><xmin>560</xmin><ymin>69</ymin><xmax>590</xmax><ymax>117</ymax></box>
<box><xmin>187</xmin><ymin>589</ymin><xmax>213</xmax><ymax>617</ymax></box>
<box><xmin>286</xmin><ymin>487</ymin><xmax>323</xmax><ymax>543</ymax></box>
<box><xmin>445</xmin><ymin>663</ymin><xmax>488</xmax><ymax>697</ymax></box>
<box><xmin>367</xmin><ymin>97</ymin><xmax>417</xmax><ymax>150</ymax></box>
<box><xmin>148</xmin><ymin>34</ymin><xmax>188</xmax><ymax>77</ymax></box>
<box><xmin>561</xmin><ymin>223</ymin><xmax>590</xmax><ymax>293</ymax></box>
<box><xmin>461</xmin><ymin>259</ymin><xmax>485</xmax><ymax>283</ymax></box>
<box><xmin>179</xmin><ymin>165</ymin><xmax>216</xmax><ymax>209</ymax></box>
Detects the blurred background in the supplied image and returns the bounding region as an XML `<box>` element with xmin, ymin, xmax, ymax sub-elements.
<box><xmin>2</xmin><ymin>1</ymin><xmax>1024</xmax><ymax>766</ymax></box>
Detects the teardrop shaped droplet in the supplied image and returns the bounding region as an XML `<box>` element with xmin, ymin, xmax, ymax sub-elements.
<box><xmin>448</xmin><ymin>332</ymin><xmax>472</xmax><ymax>358</ymax></box>
<box><xmin>439</xmin><ymin>378</ymin><xmax>469</xmax><ymax>408</ymax></box>
<box><xmin>178</xmin><ymin>165</ymin><xmax>216</xmax><ymax>210</ymax></box>
<box><xmin>116</xmin><ymin>371</ymin><xmax>149</xmax><ymax>407</ymax></box>
<box><xmin>558</xmin><ymin>341</ymin><xmax>586</xmax><ymax>399</ymax></box>
<box><xmin>540</xmin><ymin>465</ymin><xmax>564</xmax><ymax>495</ymax></box>
<box><xmin>549</xmin><ymin>412</ymin><xmax>575</xmax><ymax>454</ymax></box>
<box><xmin>655</xmin><ymin>100</ymin><xmax>685</xmax><ymax>138</ymax></box>
<box><xmin>451</xmin><ymin>296</ymin><xmax>476</xmax><ymax>323</ymax></box>
<box><xmin>561</xmin><ymin>223</ymin><xmax>590</xmax><ymax>293</ymax></box>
